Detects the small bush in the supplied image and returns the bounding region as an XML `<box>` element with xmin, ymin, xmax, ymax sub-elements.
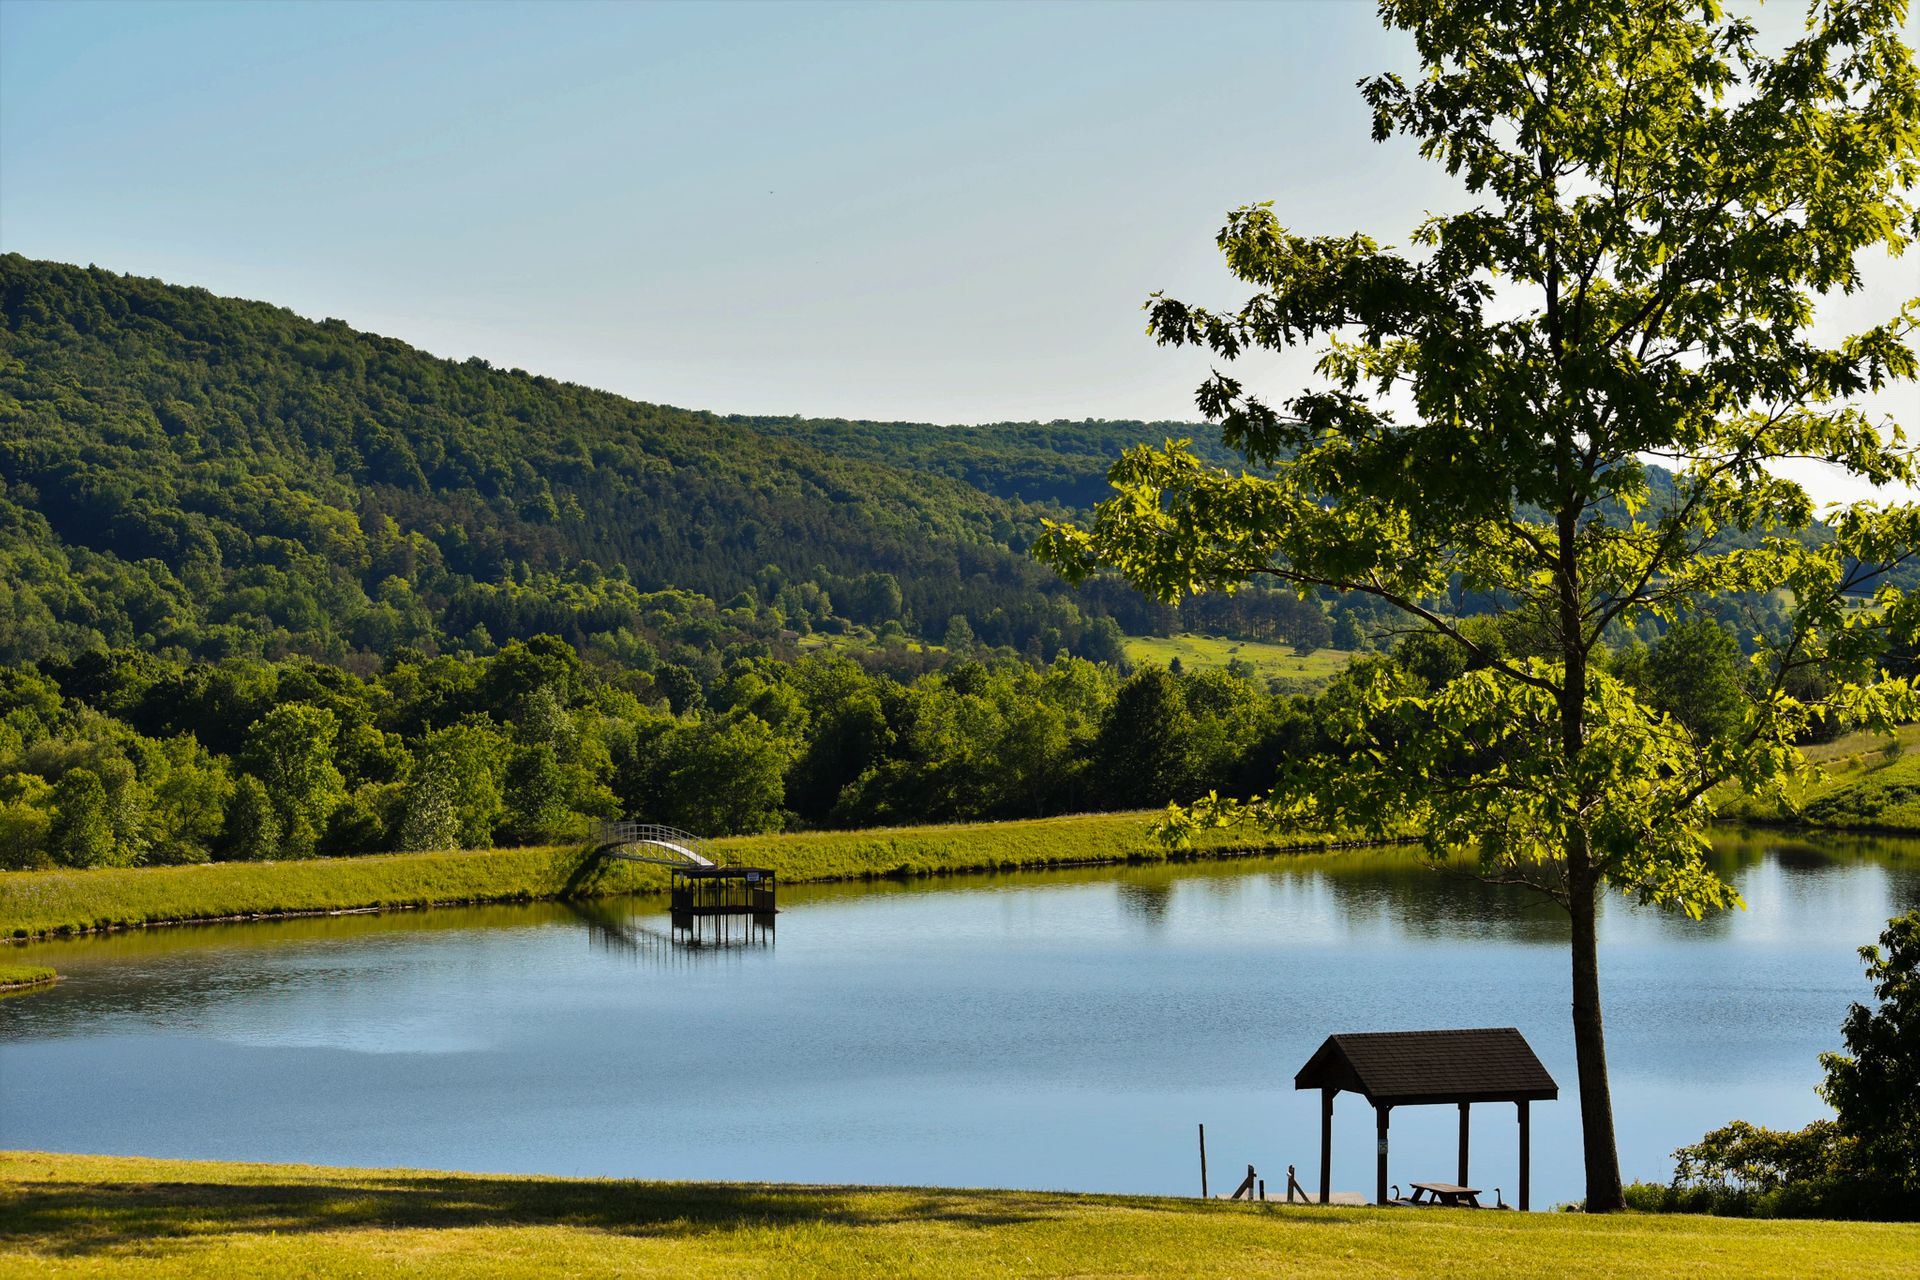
<box><xmin>1647</xmin><ymin>910</ymin><xmax>1920</xmax><ymax>1221</ymax></box>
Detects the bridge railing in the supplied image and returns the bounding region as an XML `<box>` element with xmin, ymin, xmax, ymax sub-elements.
<box><xmin>592</xmin><ymin>820</ymin><xmax>714</xmax><ymax>865</ymax></box>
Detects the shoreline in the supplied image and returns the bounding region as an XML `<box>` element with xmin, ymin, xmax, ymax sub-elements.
<box><xmin>1708</xmin><ymin>815</ymin><xmax>1920</xmax><ymax>841</ymax></box>
<box><xmin>0</xmin><ymin>814</ymin><xmax>1410</xmax><ymax>943</ymax></box>
<box><xmin>0</xmin><ymin>963</ymin><xmax>57</xmax><ymax>991</ymax></box>
<box><xmin>8</xmin><ymin>810</ymin><xmax>1907</xmax><ymax>946</ymax></box>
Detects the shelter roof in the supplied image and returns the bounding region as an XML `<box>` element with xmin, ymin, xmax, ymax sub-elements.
<box><xmin>1293</xmin><ymin>1028</ymin><xmax>1557</xmax><ymax>1106</ymax></box>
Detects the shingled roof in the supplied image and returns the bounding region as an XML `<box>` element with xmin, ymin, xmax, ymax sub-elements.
<box><xmin>1293</xmin><ymin>1028</ymin><xmax>1558</xmax><ymax>1106</ymax></box>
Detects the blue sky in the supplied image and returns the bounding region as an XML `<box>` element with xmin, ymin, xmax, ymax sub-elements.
<box><xmin>2</xmin><ymin>0</ymin><xmax>1914</xmax><ymax>503</ymax></box>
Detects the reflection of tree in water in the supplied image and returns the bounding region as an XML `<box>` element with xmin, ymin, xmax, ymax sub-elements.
<box><xmin>1307</xmin><ymin>856</ymin><xmax>1572</xmax><ymax>944</ymax></box>
<box><xmin>567</xmin><ymin>902</ymin><xmax>773</xmax><ymax>968</ymax></box>
<box><xmin>1098</xmin><ymin>849</ymin><xmax>1574</xmax><ymax>942</ymax></box>
<box><xmin>1116</xmin><ymin>879</ymin><xmax>1174</xmax><ymax>927</ymax></box>
<box><xmin>1299</xmin><ymin>836</ymin><xmax>1920</xmax><ymax>944</ymax></box>
<box><xmin>1711</xmin><ymin>830</ymin><xmax>1920</xmax><ymax>917</ymax></box>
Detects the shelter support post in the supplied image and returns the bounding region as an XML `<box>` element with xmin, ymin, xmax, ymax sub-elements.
<box><xmin>1458</xmin><ymin>1101</ymin><xmax>1470</xmax><ymax>1187</ymax></box>
<box><xmin>1319</xmin><ymin>1088</ymin><xmax>1333</xmax><ymax>1204</ymax></box>
<box><xmin>1375</xmin><ymin>1103</ymin><xmax>1390</xmax><ymax>1206</ymax></box>
<box><xmin>1517</xmin><ymin>1099</ymin><xmax>1531</xmax><ymax>1211</ymax></box>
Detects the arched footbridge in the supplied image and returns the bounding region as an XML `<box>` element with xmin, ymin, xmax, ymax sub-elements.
<box><xmin>591</xmin><ymin>821</ymin><xmax>775</xmax><ymax>915</ymax></box>
<box><xmin>591</xmin><ymin>821</ymin><xmax>716</xmax><ymax>868</ymax></box>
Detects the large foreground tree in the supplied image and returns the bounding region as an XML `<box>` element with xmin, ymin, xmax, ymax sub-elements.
<box><xmin>1039</xmin><ymin>0</ymin><xmax>1920</xmax><ymax>1210</ymax></box>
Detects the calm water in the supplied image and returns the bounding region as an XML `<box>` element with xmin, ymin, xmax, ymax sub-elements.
<box><xmin>3</xmin><ymin>830</ymin><xmax>1915</xmax><ymax>1207</ymax></box>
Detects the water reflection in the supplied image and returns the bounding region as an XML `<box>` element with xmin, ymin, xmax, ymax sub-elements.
<box><xmin>1116</xmin><ymin>879</ymin><xmax>1173</xmax><ymax>927</ymax></box>
<box><xmin>571</xmin><ymin>901</ymin><xmax>774</xmax><ymax>965</ymax></box>
<box><xmin>2</xmin><ymin>829</ymin><xmax>1914</xmax><ymax>1205</ymax></box>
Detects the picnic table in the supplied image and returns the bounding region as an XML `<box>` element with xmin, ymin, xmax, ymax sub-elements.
<box><xmin>1407</xmin><ymin>1181</ymin><xmax>1481</xmax><ymax>1208</ymax></box>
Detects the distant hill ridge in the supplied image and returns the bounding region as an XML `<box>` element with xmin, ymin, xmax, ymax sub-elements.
<box><xmin>0</xmin><ymin>255</ymin><xmax>1207</xmax><ymax>666</ymax></box>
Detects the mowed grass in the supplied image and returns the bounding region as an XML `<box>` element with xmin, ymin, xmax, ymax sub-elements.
<box><xmin>1</xmin><ymin>812</ymin><xmax>1359</xmax><ymax>940</ymax></box>
<box><xmin>1123</xmin><ymin>633</ymin><xmax>1352</xmax><ymax>684</ymax></box>
<box><xmin>3</xmin><ymin>1153</ymin><xmax>1914</xmax><ymax>1280</ymax></box>
<box><xmin>1718</xmin><ymin>724</ymin><xmax>1920</xmax><ymax>832</ymax></box>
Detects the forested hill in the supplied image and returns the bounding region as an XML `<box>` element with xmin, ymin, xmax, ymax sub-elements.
<box><xmin>0</xmin><ymin>255</ymin><xmax>1173</xmax><ymax>667</ymax></box>
<box><xmin>740</xmin><ymin>415</ymin><xmax>1248</xmax><ymax>511</ymax></box>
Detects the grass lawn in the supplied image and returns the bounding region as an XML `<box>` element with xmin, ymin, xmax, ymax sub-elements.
<box><xmin>3</xmin><ymin>1153</ymin><xmax>1913</xmax><ymax>1279</ymax></box>
<box><xmin>1123</xmin><ymin>633</ymin><xmax>1352</xmax><ymax>685</ymax></box>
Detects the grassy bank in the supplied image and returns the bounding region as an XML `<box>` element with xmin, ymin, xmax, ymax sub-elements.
<box><xmin>1719</xmin><ymin>725</ymin><xmax>1920</xmax><ymax>833</ymax></box>
<box><xmin>708</xmin><ymin>811</ymin><xmax>1350</xmax><ymax>880</ymax></box>
<box><xmin>1</xmin><ymin>812</ymin><xmax>1351</xmax><ymax>941</ymax></box>
<box><xmin>0</xmin><ymin>963</ymin><xmax>55</xmax><ymax>991</ymax></box>
<box><xmin>4</xmin><ymin>1153</ymin><xmax>1913</xmax><ymax>1279</ymax></box>
<box><xmin>0</xmin><ymin>843</ymin><xmax>657</xmax><ymax>941</ymax></box>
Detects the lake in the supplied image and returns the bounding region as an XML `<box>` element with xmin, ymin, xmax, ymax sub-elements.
<box><xmin>3</xmin><ymin>829</ymin><xmax>1915</xmax><ymax>1208</ymax></box>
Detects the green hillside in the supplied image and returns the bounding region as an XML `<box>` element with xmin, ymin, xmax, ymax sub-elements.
<box><xmin>0</xmin><ymin>256</ymin><xmax>1119</xmax><ymax>666</ymax></box>
<box><xmin>1718</xmin><ymin>725</ymin><xmax>1920</xmax><ymax>831</ymax></box>
<box><xmin>3</xmin><ymin>255</ymin><xmax>1892</xmax><ymax>677</ymax></box>
<box><xmin>743</xmin><ymin>413</ymin><xmax>1252</xmax><ymax>510</ymax></box>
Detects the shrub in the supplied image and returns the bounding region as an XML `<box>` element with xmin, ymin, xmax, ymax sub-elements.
<box><xmin>1652</xmin><ymin>910</ymin><xmax>1920</xmax><ymax>1220</ymax></box>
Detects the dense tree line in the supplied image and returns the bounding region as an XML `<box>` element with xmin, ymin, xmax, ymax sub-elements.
<box><xmin>0</xmin><ymin>612</ymin><xmax>1849</xmax><ymax>870</ymax></box>
<box><xmin>740</xmin><ymin>414</ymin><xmax>1257</xmax><ymax>511</ymax></box>
<box><xmin>0</xmin><ymin>636</ymin><xmax>1282</xmax><ymax>867</ymax></box>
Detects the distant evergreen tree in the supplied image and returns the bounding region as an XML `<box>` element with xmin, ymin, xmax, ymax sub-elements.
<box><xmin>942</xmin><ymin>615</ymin><xmax>975</xmax><ymax>655</ymax></box>
<box><xmin>1087</xmin><ymin>669</ymin><xmax>1197</xmax><ymax>809</ymax></box>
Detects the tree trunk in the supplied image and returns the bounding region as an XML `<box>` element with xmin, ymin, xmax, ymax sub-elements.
<box><xmin>1556</xmin><ymin>493</ymin><xmax>1623</xmax><ymax>1212</ymax></box>
<box><xmin>1568</xmin><ymin>857</ymin><xmax>1624</xmax><ymax>1211</ymax></box>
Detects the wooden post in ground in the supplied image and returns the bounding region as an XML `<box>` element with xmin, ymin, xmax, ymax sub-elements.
<box><xmin>1230</xmin><ymin>1164</ymin><xmax>1256</xmax><ymax>1200</ymax></box>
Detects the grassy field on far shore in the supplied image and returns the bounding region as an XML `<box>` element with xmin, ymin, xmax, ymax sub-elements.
<box><xmin>1718</xmin><ymin>724</ymin><xmax>1920</xmax><ymax>832</ymax></box>
<box><xmin>4</xmin><ymin>1152</ymin><xmax>1914</xmax><ymax>1279</ymax></box>
<box><xmin>0</xmin><ymin>812</ymin><xmax>1359</xmax><ymax>941</ymax></box>
<box><xmin>1123</xmin><ymin>633</ymin><xmax>1351</xmax><ymax>684</ymax></box>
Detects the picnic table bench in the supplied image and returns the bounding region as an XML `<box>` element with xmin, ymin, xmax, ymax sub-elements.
<box><xmin>1405</xmin><ymin>1181</ymin><xmax>1481</xmax><ymax>1207</ymax></box>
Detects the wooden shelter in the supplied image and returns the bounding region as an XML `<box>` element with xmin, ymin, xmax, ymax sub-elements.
<box><xmin>670</xmin><ymin>864</ymin><xmax>777</xmax><ymax>916</ymax></box>
<box><xmin>1293</xmin><ymin>1027</ymin><xmax>1557</xmax><ymax>1210</ymax></box>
